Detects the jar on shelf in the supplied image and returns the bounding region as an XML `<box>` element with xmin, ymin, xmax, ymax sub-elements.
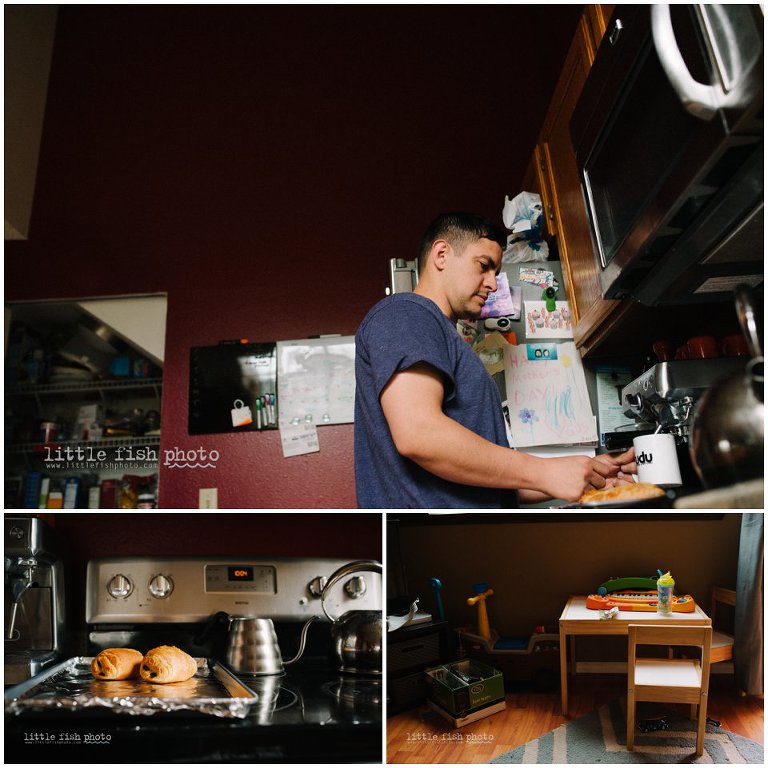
<box><xmin>40</xmin><ymin>421</ymin><xmax>58</xmax><ymax>443</ymax></box>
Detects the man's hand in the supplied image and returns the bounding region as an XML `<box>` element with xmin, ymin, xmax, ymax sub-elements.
<box><xmin>595</xmin><ymin>447</ymin><xmax>637</xmax><ymax>488</ymax></box>
<box><xmin>538</xmin><ymin>455</ymin><xmax>611</xmax><ymax>503</ymax></box>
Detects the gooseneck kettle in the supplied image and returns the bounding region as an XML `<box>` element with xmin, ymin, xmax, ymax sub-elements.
<box><xmin>225</xmin><ymin>615</ymin><xmax>318</xmax><ymax>676</ymax></box>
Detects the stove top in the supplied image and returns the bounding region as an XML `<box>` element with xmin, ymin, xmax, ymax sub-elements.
<box><xmin>232</xmin><ymin>657</ymin><xmax>382</xmax><ymax>728</ymax></box>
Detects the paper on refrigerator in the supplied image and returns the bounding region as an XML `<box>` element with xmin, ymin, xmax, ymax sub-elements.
<box><xmin>503</xmin><ymin>342</ymin><xmax>598</xmax><ymax>448</ymax></box>
<box><xmin>276</xmin><ymin>336</ymin><xmax>355</xmax><ymax>426</ymax></box>
<box><xmin>524</xmin><ymin>300</ymin><xmax>573</xmax><ymax>338</ymax></box>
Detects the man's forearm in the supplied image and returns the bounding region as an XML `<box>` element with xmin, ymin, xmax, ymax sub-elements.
<box><xmin>517</xmin><ymin>488</ymin><xmax>553</xmax><ymax>503</ymax></box>
<box><xmin>379</xmin><ymin>363</ymin><xmax>612</xmax><ymax>502</ymax></box>
<box><xmin>391</xmin><ymin>408</ymin><xmax>547</xmax><ymax>492</ymax></box>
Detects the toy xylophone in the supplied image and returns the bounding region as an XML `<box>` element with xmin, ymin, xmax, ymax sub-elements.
<box><xmin>586</xmin><ymin>590</ymin><xmax>696</xmax><ymax>612</ymax></box>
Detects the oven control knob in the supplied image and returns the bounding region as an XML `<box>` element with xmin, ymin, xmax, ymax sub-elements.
<box><xmin>344</xmin><ymin>575</ymin><xmax>367</xmax><ymax>599</ymax></box>
<box><xmin>308</xmin><ymin>576</ymin><xmax>327</xmax><ymax>598</ymax></box>
<box><xmin>106</xmin><ymin>573</ymin><xmax>133</xmax><ymax>599</ymax></box>
<box><xmin>148</xmin><ymin>574</ymin><xmax>174</xmax><ymax>599</ymax></box>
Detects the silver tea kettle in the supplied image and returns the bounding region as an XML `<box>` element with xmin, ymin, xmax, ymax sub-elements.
<box><xmin>690</xmin><ymin>287</ymin><xmax>764</xmax><ymax>489</ymax></box>
<box><xmin>320</xmin><ymin>560</ymin><xmax>382</xmax><ymax>675</ymax></box>
<box><xmin>225</xmin><ymin>615</ymin><xmax>317</xmax><ymax>675</ymax></box>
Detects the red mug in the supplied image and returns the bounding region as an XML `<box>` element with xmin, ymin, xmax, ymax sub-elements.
<box><xmin>721</xmin><ymin>334</ymin><xmax>750</xmax><ymax>357</ymax></box>
<box><xmin>687</xmin><ymin>335</ymin><xmax>719</xmax><ymax>359</ymax></box>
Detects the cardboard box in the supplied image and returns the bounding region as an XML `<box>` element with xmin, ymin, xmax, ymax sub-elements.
<box><xmin>455</xmin><ymin>626</ymin><xmax>561</xmax><ymax>690</ymax></box>
<box><xmin>425</xmin><ymin>659</ymin><xmax>504</xmax><ymax>717</ymax></box>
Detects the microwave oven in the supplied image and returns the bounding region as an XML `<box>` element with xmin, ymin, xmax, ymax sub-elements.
<box><xmin>570</xmin><ymin>4</ymin><xmax>763</xmax><ymax>306</ymax></box>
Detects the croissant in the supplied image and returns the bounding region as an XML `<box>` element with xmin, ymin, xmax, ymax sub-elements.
<box><xmin>140</xmin><ymin>645</ymin><xmax>198</xmax><ymax>684</ymax></box>
<box><xmin>91</xmin><ymin>648</ymin><xmax>143</xmax><ymax>680</ymax></box>
<box><xmin>579</xmin><ymin>482</ymin><xmax>666</xmax><ymax>505</ymax></box>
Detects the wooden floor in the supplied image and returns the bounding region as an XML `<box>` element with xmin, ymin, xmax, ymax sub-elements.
<box><xmin>386</xmin><ymin>674</ymin><xmax>764</xmax><ymax>764</ymax></box>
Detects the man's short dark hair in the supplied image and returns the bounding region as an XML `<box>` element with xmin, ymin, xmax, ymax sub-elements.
<box><xmin>418</xmin><ymin>212</ymin><xmax>506</xmax><ymax>270</ymax></box>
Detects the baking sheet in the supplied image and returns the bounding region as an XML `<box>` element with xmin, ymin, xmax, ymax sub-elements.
<box><xmin>5</xmin><ymin>657</ymin><xmax>258</xmax><ymax>718</ymax></box>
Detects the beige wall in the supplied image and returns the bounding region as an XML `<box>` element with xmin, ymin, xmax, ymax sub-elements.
<box><xmin>394</xmin><ymin>513</ymin><xmax>742</xmax><ymax>652</ymax></box>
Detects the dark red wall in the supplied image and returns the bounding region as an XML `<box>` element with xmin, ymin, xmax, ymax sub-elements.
<box><xmin>5</xmin><ymin>6</ymin><xmax>582</xmax><ymax>508</ymax></box>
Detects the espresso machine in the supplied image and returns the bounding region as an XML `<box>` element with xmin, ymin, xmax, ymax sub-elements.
<box><xmin>4</xmin><ymin>516</ymin><xmax>66</xmax><ymax>684</ymax></box>
<box><xmin>620</xmin><ymin>357</ymin><xmax>747</xmax><ymax>488</ymax></box>
<box><xmin>621</xmin><ymin>358</ymin><xmax>747</xmax><ymax>440</ymax></box>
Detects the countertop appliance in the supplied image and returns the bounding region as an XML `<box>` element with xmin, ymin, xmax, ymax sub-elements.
<box><xmin>5</xmin><ymin>555</ymin><xmax>382</xmax><ymax>764</ymax></box>
<box><xmin>570</xmin><ymin>4</ymin><xmax>763</xmax><ymax>305</ymax></box>
<box><xmin>621</xmin><ymin>357</ymin><xmax>748</xmax><ymax>439</ymax></box>
<box><xmin>620</xmin><ymin>357</ymin><xmax>747</xmax><ymax>493</ymax></box>
<box><xmin>4</xmin><ymin>516</ymin><xmax>66</xmax><ymax>684</ymax></box>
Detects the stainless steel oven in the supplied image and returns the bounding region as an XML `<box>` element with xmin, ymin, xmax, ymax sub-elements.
<box><xmin>570</xmin><ymin>4</ymin><xmax>763</xmax><ymax>305</ymax></box>
<box><xmin>5</xmin><ymin>555</ymin><xmax>382</xmax><ymax>764</ymax></box>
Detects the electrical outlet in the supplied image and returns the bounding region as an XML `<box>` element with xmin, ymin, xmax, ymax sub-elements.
<box><xmin>199</xmin><ymin>488</ymin><xmax>218</xmax><ymax>509</ymax></box>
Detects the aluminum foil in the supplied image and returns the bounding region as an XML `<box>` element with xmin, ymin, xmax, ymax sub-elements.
<box><xmin>5</xmin><ymin>657</ymin><xmax>258</xmax><ymax>719</ymax></box>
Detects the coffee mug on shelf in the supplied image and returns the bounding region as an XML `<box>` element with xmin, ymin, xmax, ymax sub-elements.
<box><xmin>632</xmin><ymin>433</ymin><xmax>683</xmax><ymax>488</ymax></box>
<box><xmin>686</xmin><ymin>335</ymin><xmax>719</xmax><ymax>359</ymax></box>
<box><xmin>721</xmin><ymin>334</ymin><xmax>750</xmax><ymax>357</ymax></box>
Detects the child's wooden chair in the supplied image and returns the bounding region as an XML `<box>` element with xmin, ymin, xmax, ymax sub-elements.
<box><xmin>627</xmin><ymin>624</ymin><xmax>712</xmax><ymax>756</ymax></box>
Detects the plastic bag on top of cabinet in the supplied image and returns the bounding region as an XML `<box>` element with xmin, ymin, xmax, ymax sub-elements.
<box><xmin>501</xmin><ymin>191</ymin><xmax>549</xmax><ymax>263</ymax></box>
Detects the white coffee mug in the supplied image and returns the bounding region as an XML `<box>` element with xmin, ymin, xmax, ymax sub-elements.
<box><xmin>632</xmin><ymin>433</ymin><xmax>682</xmax><ymax>487</ymax></box>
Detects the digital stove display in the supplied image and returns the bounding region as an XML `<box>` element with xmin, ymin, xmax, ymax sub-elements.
<box><xmin>205</xmin><ymin>563</ymin><xmax>277</xmax><ymax>593</ymax></box>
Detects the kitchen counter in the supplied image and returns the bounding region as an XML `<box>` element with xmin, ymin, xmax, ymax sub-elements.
<box><xmin>674</xmin><ymin>478</ymin><xmax>764</xmax><ymax>509</ymax></box>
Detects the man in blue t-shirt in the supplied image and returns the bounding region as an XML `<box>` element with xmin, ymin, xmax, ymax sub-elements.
<box><xmin>354</xmin><ymin>212</ymin><xmax>636</xmax><ymax>508</ymax></box>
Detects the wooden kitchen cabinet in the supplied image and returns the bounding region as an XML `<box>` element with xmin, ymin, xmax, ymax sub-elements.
<box><xmin>582</xmin><ymin>4</ymin><xmax>615</xmax><ymax>52</ymax></box>
<box><xmin>534</xmin><ymin>4</ymin><xmax>626</xmax><ymax>354</ymax></box>
<box><xmin>532</xmin><ymin>5</ymin><xmax>612</xmax><ymax>240</ymax></box>
<box><xmin>522</xmin><ymin>4</ymin><xmax>638</xmax><ymax>355</ymax></box>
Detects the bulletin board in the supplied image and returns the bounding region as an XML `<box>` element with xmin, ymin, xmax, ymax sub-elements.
<box><xmin>276</xmin><ymin>336</ymin><xmax>356</xmax><ymax>426</ymax></box>
<box><xmin>188</xmin><ymin>343</ymin><xmax>277</xmax><ymax>435</ymax></box>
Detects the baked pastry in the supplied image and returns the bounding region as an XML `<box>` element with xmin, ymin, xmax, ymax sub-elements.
<box><xmin>91</xmin><ymin>648</ymin><xmax>143</xmax><ymax>680</ymax></box>
<box><xmin>140</xmin><ymin>645</ymin><xmax>198</xmax><ymax>684</ymax></box>
<box><xmin>579</xmin><ymin>482</ymin><xmax>666</xmax><ymax>506</ymax></box>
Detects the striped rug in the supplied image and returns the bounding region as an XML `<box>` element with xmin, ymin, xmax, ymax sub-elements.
<box><xmin>491</xmin><ymin>699</ymin><xmax>764</xmax><ymax>764</ymax></box>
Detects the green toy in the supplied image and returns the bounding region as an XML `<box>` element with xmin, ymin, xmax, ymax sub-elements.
<box><xmin>597</xmin><ymin>576</ymin><xmax>659</xmax><ymax>596</ymax></box>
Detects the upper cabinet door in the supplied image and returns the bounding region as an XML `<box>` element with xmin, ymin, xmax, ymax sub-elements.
<box><xmin>535</xmin><ymin>6</ymin><xmax>622</xmax><ymax>349</ymax></box>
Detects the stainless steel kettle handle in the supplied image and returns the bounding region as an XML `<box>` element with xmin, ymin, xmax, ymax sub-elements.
<box><xmin>320</xmin><ymin>559</ymin><xmax>381</xmax><ymax>622</ymax></box>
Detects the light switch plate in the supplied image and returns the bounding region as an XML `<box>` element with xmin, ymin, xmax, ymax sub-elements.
<box><xmin>198</xmin><ymin>488</ymin><xmax>218</xmax><ymax>508</ymax></box>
